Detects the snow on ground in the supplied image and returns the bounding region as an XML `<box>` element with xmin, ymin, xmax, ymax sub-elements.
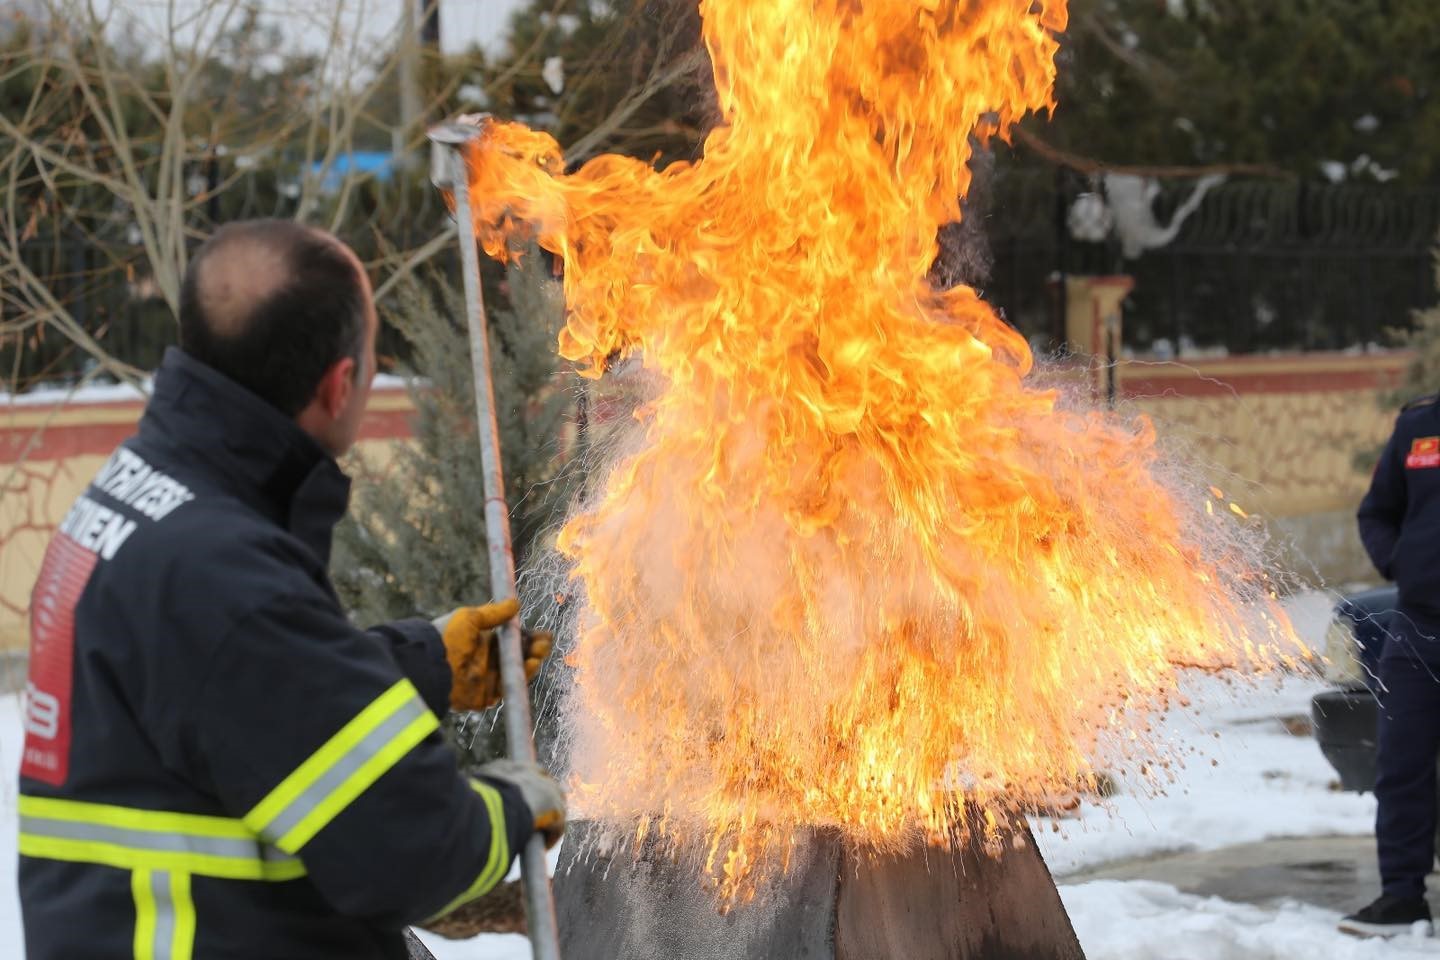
<box><xmin>0</xmin><ymin>373</ymin><xmax>416</xmax><ymax>408</ymax></box>
<box><xmin>1</xmin><ymin>694</ymin><xmax>21</xmax><ymax>950</ymax></box>
<box><xmin>1063</xmin><ymin>881</ymin><xmax>1435</xmax><ymax>959</ymax></box>
<box><xmin>1031</xmin><ymin>590</ymin><xmax>1366</xmax><ymax>877</ymax></box>
<box><xmin>418</xmin><ymin>931</ymin><xmax>534</xmax><ymax>960</ymax></box>
<box><xmin>0</xmin><ymin>380</ymin><xmax>151</xmax><ymax>407</ymax></box>
<box><xmin>0</xmin><ymin>589</ymin><xmax>1407</xmax><ymax>957</ymax></box>
<box><xmin>1031</xmin><ymin>672</ymin><xmax>1374</xmax><ymax>877</ymax></box>
<box><xmin>1026</xmin><ymin>669</ymin><xmax>1397</xmax><ymax>959</ymax></box>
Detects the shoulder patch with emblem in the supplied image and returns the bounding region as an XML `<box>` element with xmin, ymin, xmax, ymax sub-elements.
<box><xmin>1407</xmin><ymin>436</ymin><xmax>1440</xmax><ymax>469</ymax></box>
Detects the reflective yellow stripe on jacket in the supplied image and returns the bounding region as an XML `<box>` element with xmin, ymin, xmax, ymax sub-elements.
<box><xmin>132</xmin><ymin>868</ymin><xmax>194</xmax><ymax>960</ymax></box>
<box><xmin>424</xmin><ymin>779</ymin><xmax>511</xmax><ymax>923</ymax></box>
<box><xmin>19</xmin><ymin>796</ymin><xmax>303</xmax><ymax>960</ymax></box>
<box><xmin>18</xmin><ymin>795</ymin><xmax>305</xmax><ymax>881</ymax></box>
<box><xmin>18</xmin><ymin>679</ymin><xmax>436</xmax><ymax>957</ymax></box>
<box><xmin>244</xmin><ymin>678</ymin><xmax>439</xmax><ymax>854</ymax></box>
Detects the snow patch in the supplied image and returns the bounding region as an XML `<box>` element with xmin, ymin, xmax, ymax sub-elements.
<box><xmin>1032</xmin><ymin>672</ymin><xmax>1374</xmax><ymax>876</ymax></box>
<box><xmin>1033</xmin><ymin>591</ymin><xmax>1369</xmax><ymax>876</ymax></box>
<box><xmin>1</xmin><ymin>694</ymin><xmax>24</xmax><ymax>948</ymax></box>
<box><xmin>416</xmin><ymin>932</ymin><xmax>534</xmax><ymax>960</ymax></box>
<box><xmin>0</xmin><ymin>373</ymin><xmax>414</xmax><ymax>409</ymax></box>
<box><xmin>542</xmin><ymin>56</ymin><xmax>565</xmax><ymax>95</ymax></box>
<box><xmin>373</xmin><ymin>372</ymin><xmax>421</xmax><ymax>390</ymax></box>
<box><xmin>0</xmin><ymin>380</ymin><xmax>152</xmax><ymax>407</ymax></box>
<box><xmin>1062</xmin><ymin>880</ymin><xmax>1434</xmax><ymax>959</ymax></box>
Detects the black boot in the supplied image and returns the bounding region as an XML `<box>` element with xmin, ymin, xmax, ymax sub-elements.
<box><xmin>1338</xmin><ymin>895</ymin><xmax>1433</xmax><ymax>938</ymax></box>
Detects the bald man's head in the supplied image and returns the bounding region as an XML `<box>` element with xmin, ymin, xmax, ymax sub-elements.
<box><xmin>178</xmin><ymin>220</ymin><xmax>370</xmax><ymax>417</ymax></box>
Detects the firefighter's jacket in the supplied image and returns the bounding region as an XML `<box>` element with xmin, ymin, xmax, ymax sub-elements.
<box><xmin>1358</xmin><ymin>393</ymin><xmax>1440</xmax><ymax>659</ymax></box>
<box><xmin>18</xmin><ymin>347</ymin><xmax>534</xmax><ymax>959</ymax></box>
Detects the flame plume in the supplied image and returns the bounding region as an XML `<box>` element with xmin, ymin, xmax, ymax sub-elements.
<box><xmin>463</xmin><ymin>0</ymin><xmax>1301</xmax><ymax>898</ymax></box>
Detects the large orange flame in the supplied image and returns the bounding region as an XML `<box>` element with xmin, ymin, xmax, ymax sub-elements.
<box><xmin>464</xmin><ymin>0</ymin><xmax>1301</xmax><ymax>898</ymax></box>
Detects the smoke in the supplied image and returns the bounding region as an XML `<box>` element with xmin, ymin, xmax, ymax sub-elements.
<box><xmin>929</xmin><ymin>141</ymin><xmax>996</xmax><ymax>292</ymax></box>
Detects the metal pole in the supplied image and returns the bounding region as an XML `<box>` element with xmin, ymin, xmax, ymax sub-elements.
<box><xmin>404</xmin><ymin>928</ymin><xmax>438</xmax><ymax>959</ymax></box>
<box><xmin>428</xmin><ymin>120</ymin><xmax>563</xmax><ymax>960</ymax></box>
<box><xmin>398</xmin><ymin>2</ymin><xmax>422</xmax><ymax>155</ymax></box>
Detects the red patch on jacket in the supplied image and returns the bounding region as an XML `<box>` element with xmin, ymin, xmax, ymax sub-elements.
<box><xmin>21</xmin><ymin>534</ymin><xmax>96</xmax><ymax>786</ymax></box>
<box><xmin>1407</xmin><ymin>436</ymin><xmax>1440</xmax><ymax>470</ymax></box>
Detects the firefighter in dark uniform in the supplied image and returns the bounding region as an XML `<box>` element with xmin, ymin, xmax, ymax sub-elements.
<box><xmin>17</xmin><ymin>219</ymin><xmax>566</xmax><ymax>958</ymax></box>
<box><xmin>1343</xmin><ymin>391</ymin><xmax>1440</xmax><ymax>938</ymax></box>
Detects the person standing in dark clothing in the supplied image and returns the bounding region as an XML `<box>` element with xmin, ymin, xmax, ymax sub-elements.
<box><xmin>1342</xmin><ymin>393</ymin><xmax>1440</xmax><ymax>938</ymax></box>
<box><xmin>18</xmin><ymin>220</ymin><xmax>565</xmax><ymax>958</ymax></box>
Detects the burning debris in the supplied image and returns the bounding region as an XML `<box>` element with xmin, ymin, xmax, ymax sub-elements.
<box><xmin>460</xmin><ymin>0</ymin><xmax>1306</xmax><ymax>903</ymax></box>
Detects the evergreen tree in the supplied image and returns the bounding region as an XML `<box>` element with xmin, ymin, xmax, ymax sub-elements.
<box><xmin>329</xmin><ymin>256</ymin><xmax>575</xmax><ymax>936</ymax></box>
<box><xmin>1354</xmin><ymin>243</ymin><xmax>1440</xmax><ymax>470</ymax></box>
<box><xmin>1386</xmin><ymin>248</ymin><xmax>1440</xmax><ymax>406</ymax></box>
<box><xmin>483</xmin><ymin>0</ymin><xmax>713</xmax><ymax>166</ymax></box>
<box><xmin>478</xmin><ymin>0</ymin><xmax>1440</xmax><ymax>183</ymax></box>
<box><xmin>1029</xmin><ymin>0</ymin><xmax>1440</xmax><ymax>183</ymax></box>
<box><xmin>332</xmin><ymin>251</ymin><xmax>576</xmax><ymax>627</ymax></box>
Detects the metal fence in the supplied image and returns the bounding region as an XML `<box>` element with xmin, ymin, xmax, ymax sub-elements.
<box><xmin>3</xmin><ymin>159</ymin><xmax>457</xmax><ymax>389</ymax></box>
<box><xmin>984</xmin><ymin>168</ymin><xmax>1440</xmax><ymax>356</ymax></box>
<box><xmin>9</xmin><ymin>161</ymin><xmax>1440</xmax><ymax>389</ymax></box>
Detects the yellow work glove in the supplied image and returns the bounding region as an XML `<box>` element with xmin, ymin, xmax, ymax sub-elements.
<box><xmin>433</xmin><ymin>599</ymin><xmax>554</xmax><ymax>712</ymax></box>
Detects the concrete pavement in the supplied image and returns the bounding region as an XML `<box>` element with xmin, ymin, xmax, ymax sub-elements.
<box><xmin>1059</xmin><ymin>835</ymin><xmax>1427</xmax><ymax>916</ymax></box>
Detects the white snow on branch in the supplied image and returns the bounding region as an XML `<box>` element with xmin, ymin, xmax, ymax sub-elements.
<box><xmin>542</xmin><ymin>56</ymin><xmax>565</xmax><ymax>95</ymax></box>
<box><xmin>1105</xmin><ymin>173</ymin><xmax>1225</xmax><ymax>259</ymax></box>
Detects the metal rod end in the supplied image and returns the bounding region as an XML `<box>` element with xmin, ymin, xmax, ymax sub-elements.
<box><xmin>428</xmin><ymin>113</ymin><xmax>493</xmax><ymax>190</ymax></box>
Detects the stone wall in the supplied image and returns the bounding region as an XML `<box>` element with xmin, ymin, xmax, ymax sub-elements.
<box><xmin>1116</xmin><ymin>352</ymin><xmax>1409</xmax><ymax>585</ymax></box>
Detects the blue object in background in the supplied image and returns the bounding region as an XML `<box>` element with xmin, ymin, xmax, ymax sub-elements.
<box><xmin>308</xmin><ymin>152</ymin><xmax>396</xmax><ymax>193</ymax></box>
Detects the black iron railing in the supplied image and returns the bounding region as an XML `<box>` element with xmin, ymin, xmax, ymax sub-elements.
<box><xmin>985</xmin><ymin>167</ymin><xmax>1440</xmax><ymax>356</ymax></box>
<box><xmin>8</xmin><ymin>160</ymin><xmax>1440</xmax><ymax>389</ymax></box>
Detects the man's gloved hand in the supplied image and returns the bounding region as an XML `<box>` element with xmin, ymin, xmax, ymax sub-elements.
<box><xmin>476</xmin><ymin>758</ymin><xmax>567</xmax><ymax>848</ymax></box>
<box><xmin>433</xmin><ymin>599</ymin><xmax>553</xmax><ymax>712</ymax></box>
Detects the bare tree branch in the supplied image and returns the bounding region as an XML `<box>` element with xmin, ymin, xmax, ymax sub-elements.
<box><xmin>1077</xmin><ymin>12</ymin><xmax>1179</xmax><ymax>92</ymax></box>
<box><xmin>1</xmin><ymin>0</ymin><xmax>432</xmax><ymax>400</ymax></box>
<box><xmin>371</xmin><ymin>222</ymin><xmax>459</xmax><ymax>303</ymax></box>
<box><xmin>566</xmin><ymin>47</ymin><xmax>709</xmax><ymax>164</ymax></box>
<box><xmin>1010</xmin><ymin>126</ymin><xmax>1289</xmax><ymax>179</ymax></box>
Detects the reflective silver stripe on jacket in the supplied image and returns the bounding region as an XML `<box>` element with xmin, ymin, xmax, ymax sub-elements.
<box><xmin>19</xmin><ymin>814</ymin><xmax>299</xmax><ymax>865</ymax></box>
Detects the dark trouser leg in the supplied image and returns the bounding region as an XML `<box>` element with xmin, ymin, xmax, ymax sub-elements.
<box><xmin>1375</xmin><ymin>657</ymin><xmax>1440</xmax><ymax>901</ymax></box>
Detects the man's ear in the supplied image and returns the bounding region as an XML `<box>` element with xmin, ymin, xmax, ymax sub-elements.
<box><xmin>315</xmin><ymin>356</ymin><xmax>357</xmax><ymax>418</ymax></box>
